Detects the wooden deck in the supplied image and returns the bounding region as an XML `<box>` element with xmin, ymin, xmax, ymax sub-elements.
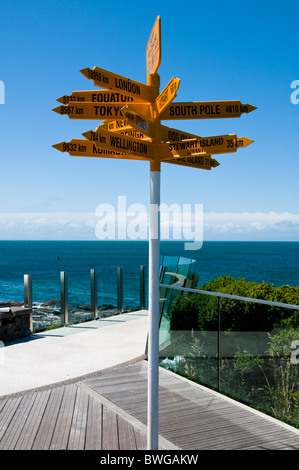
<box><xmin>0</xmin><ymin>360</ymin><xmax>299</xmax><ymax>450</ymax></box>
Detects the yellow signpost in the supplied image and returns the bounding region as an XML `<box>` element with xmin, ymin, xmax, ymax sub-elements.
<box><xmin>56</xmin><ymin>90</ymin><xmax>145</xmax><ymax>105</ymax></box>
<box><xmin>159</xmin><ymin>134</ymin><xmax>254</xmax><ymax>159</ymax></box>
<box><xmin>161</xmin><ymin>154</ymin><xmax>220</xmax><ymax>170</ymax></box>
<box><xmin>146</xmin><ymin>15</ymin><xmax>161</xmax><ymax>76</ymax></box>
<box><xmin>155</xmin><ymin>77</ymin><xmax>180</xmax><ymax>116</ymax></box>
<box><xmin>53</xmin><ymin>103</ymin><xmax>127</xmax><ymax>120</ymax></box>
<box><xmin>52</xmin><ymin>15</ymin><xmax>256</xmax><ymax>451</ymax></box>
<box><xmin>80</xmin><ymin>66</ymin><xmax>158</xmax><ymax>102</ymax></box>
<box><xmin>160</xmin><ymin>100</ymin><xmax>257</xmax><ymax>120</ymax></box>
<box><xmin>82</xmin><ymin>128</ymin><xmax>154</xmax><ymax>160</ymax></box>
<box><xmin>52</xmin><ymin>139</ymin><xmax>148</xmax><ymax>160</ymax></box>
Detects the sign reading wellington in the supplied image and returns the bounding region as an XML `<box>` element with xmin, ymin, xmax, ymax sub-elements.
<box><xmin>52</xmin><ymin>15</ymin><xmax>257</xmax><ymax>451</ymax></box>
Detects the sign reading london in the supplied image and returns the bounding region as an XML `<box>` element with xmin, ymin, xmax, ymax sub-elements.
<box><xmin>80</xmin><ymin>67</ymin><xmax>157</xmax><ymax>102</ymax></box>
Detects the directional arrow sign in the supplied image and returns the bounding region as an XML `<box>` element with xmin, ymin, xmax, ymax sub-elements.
<box><xmin>82</xmin><ymin>128</ymin><xmax>154</xmax><ymax>159</ymax></box>
<box><xmin>80</xmin><ymin>67</ymin><xmax>157</xmax><ymax>102</ymax></box>
<box><xmin>186</xmin><ymin>135</ymin><xmax>254</xmax><ymax>156</ymax></box>
<box><xmin>162</xmin><ymin>154</ymin><xmax>220</xmax><ymax>171</ymax></box>
<box><xmin>53</xmin><ymin>103</ymin><xmax>126</xmax><ymax>120</ymax></box>
<box><xmin>52</xmin><ymin>139</ymin><xmax>147</xmax><ymax>161</ymax></box>
<box><xmin>160</xmin><ymin>101</ymin><xmax>257</xmax><ymax>120</ymax></box>
<box><xmin>160</xmin><ymin>134</ymin><xmax>254</xmax><ymax>159</ymax></box>
<box><xmin>235</xmin><ymin>137</ymin><xmax>254</xmax><ymax>149</ymax></box>
<box><xmin>160</xmin><ymin>125</ymin><xmax>203</xmax><ymax>142</ymax></box>
<box><xmin>146</xmin><ymin>15</ymin><xmax>161</xmax><ymax>76</ymax></box>
<box><xmin>120</xmin><ymin>104</ymin><xmax>153</xmax><ymax>136</ymax></box>
<box><xmin>96</xmin><ymin>121</ymin><xmax>150</xmax><ymax>140</ymax></box>
<box><xmin>120</xmin><ymin>103</ymin><xmax>153</xmax><ymax>122</ymax></box>
<box><xmin>155</xmin><ymin>77</ymin><xmax>180</xmax><ymax>116</ymax></box>
<box><xmin>96</xmin><ymin>119</ymin><xmax>133</xmax><ymax>133</ymax></box>
<box><xmin>56</xmin><ymin>90</ymin><xmax>145</xmax><ymax>105</ymax></box>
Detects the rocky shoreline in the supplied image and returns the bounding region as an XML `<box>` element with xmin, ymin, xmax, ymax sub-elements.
<box><xmin>0</xmin><ymin>300</ymin><xmax>139</xmax><ymax>332</ymax></box>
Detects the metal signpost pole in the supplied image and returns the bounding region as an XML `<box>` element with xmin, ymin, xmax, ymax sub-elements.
<box><xmin>147</xmin><ymin>71</ymin><xmax>161</xmax><ymax>451</ymax></box>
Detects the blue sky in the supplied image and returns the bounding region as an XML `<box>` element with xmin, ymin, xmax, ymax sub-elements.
<box><xmin>0</xmin><ymin>0</ymin><xmax>298</xmax><ymax>241</ymax></box>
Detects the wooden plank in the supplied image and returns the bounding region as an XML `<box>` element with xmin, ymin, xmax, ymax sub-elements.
<box><xmin>0</xmin><ymin>397</ymin><xmax>22</xmax><ymax>444</ymax></box>
<box><xmin>102</xmin><ymin>405</ymin><xmax>119</xmax><ymax>450</ymax></box>
<box><xmin>16</xmin><ymin>390</ymin><xmax>51</xmax><ymax>450</ymax></box>
<box><xmin>31</xmin><ymin>388</ymin><xmax>64</xmax><ymax>450</ymax></box>
<box><xmin>85</xmin><ymin>398</ymin><xmax>102</xmax><ymax>450</ymax></box>
<box><xmin>117</xmin><ymin>414</ymin><xmax>137</xmax><ymax>450</ymax></box>
<box><xmin>67</xmin><ymin>386</ymin><xmax>89</xmax><ymax>450</ymax></box>
<box><xmin>50</xmin><ymin>384</ymin><xmax>78</xmax><ymax>450</ymax></box>
<box><xmin>0</xmin><ymin>394</ymin><xmax>37</xmax><ymax>449</ymax></box>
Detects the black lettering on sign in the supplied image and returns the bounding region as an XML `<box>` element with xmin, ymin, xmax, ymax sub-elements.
<box><xmin>199</xmin><ymin>104</ymin><xmax>220</xmax><ymax>116</ymax></box>
<box><xmin>109</xmin><ymin>135</ymin><xmax>147</xmax><ymax>155</ymax></box>
<box><xmin>114</xmin><ymin>78</ymin><xmax>141</xmax><ymax>96</ymax></box>
<box><xmin>92</xmin><ymin>93</ymin><xmax>133</xmax><ymax>103</ymax></box>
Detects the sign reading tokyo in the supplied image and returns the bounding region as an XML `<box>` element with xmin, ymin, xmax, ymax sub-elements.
<box><xmin>53</xmin><ymin>103</ymin><xmax>127</xmax><ymax>120</ymax></box>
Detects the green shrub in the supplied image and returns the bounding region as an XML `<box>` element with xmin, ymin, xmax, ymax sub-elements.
<box><xmin>169</xmin><ymin>276</ymin><xmax>299</xmax><ymax>332</ymax></box>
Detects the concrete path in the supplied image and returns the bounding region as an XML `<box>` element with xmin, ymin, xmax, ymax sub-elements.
<box><xmin>0</xmin><ymin>310</ymin><xmax>148</xmax><ymax>397</ymax></box>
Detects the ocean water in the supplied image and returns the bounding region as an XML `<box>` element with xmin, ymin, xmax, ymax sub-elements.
<box><xmin>0</xmin><ymin>240</ymin><xmax>298</xmax><ymax>307</ymax></box>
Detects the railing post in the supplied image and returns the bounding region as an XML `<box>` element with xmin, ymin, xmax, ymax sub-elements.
<box><xmin>117</xmin><ymin>267</ymin><xmax>123</xmax><ymax>313</ymax></box>
<box><xmin>60</xmin><ymin>271</ymin><xmax>68</xmax><ymax>325</ymax></box>
<box><xmin>90</xmin><ymin>269</ymin><xmax>98</xmax><ymax>320</ymax></box>
<box><xmin>24</xmin><ymin>274</ymin><xmax>33</xmax><ymax>332</ymax></box>
<box><xmin>140</xmin><ymin>265</ymin><xmax>145</xmax><ymax>310</ymax></box>
<box><xmin>24</xmin><ymin>274</ymin><xmax>32</xmax><ymax>308</ymax></box>
<box><xmin>217</xmin><ymin>296</ymin><xmax>221</xmax><ymax>392</ymax></box>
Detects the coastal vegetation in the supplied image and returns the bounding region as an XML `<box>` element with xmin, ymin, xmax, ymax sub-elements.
<box><xmin>162</xmin><ymin>276</ymin><xmax>299</xmax><ymax>429</ymax></box>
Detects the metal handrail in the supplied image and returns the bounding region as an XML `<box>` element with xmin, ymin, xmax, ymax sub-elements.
<box><xmin>160</xmin><ymin>283</ymin><xmax>299</xmax><ymax>310</ymax></box>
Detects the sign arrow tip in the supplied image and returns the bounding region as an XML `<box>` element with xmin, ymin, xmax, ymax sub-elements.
<box><xmin>52</xmin><ymin>106</ymin><xmax>61</xmax><ymax>114</ymax></box>
<box><xmin>246</xmin><ymin>104</ymin><xmax>258</xmax><ymax>113</ymax></box>
<box><xmin>80</xmin><ymin>68</ymin><xmax>91</xmax><ymax>79</ymax></box>
<box><xmin>52</xmin><ymin>142</ymin><xmax>64</xmax><ymax>152</ymax></box>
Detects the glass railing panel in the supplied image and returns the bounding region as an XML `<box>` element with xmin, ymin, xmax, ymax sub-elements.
<box><xmin>159</xmin><ymin>285</ymin><xmax>299</xmax><ymax>430</ymax></box>
<box><xmin>122</xmin><ymin>266</ymin><xmax>147</xmax><ymax>311</ymax></box>
<box><xmin>67</xmin><ymin>271</ymin><xmax>93</xmax><ymax>324</ymax></box>
<box><xmin>219</xmin><ymin>297</ymin><xmax>299</xmax><ymax>428</ymax></box>
<box><xmin>159</xmin><ymin>290</ymin><xmax>219</xmax><ymax>390</ymax></box>
<box><xmin>31</xmin><ymin>273</ymin><xmax>62</xmax><ymax>331</ymax></box>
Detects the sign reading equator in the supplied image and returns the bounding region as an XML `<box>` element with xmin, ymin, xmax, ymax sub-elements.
<box><xmin>56</xmin><ymin>90</ymin><xmax>145</xmax><ymax>105</ymax></box>
<box><xmin>80</xmin><ymin>67</ymin><xmax>157</xmax><ymax>102</ymax></box>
